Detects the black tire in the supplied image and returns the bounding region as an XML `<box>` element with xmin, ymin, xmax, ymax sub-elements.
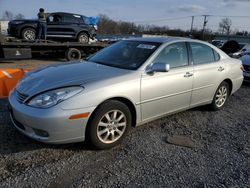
<box><xmin>86</xmin><ymin>100</ymin><xmax>132</xmax><ymax>149</ymax></box>
<box><xmin>210</xmin><ymin>81</ymin><xmax>229</xmax><ymax>111</ymax></box>
<box><xmin>21</xmin><ymin>27</ymin><xmax>36</xmax><ymax>41</ymax></box>
<box><xmin>65</xmin><ymin>48</ymin><xmax>81</xmax><ymax>61</ymax></box>
<box><xmin>77</xmin><ymin>32</ymin><xmax>89</xmax><ymax>43</ymax></box>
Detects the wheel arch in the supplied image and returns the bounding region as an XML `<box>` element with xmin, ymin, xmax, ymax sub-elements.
<box><xmin>223</xmin><ymin>78</ymin><xmax>233</xmax><ymax>95</ymax></box>
<box><xmin>20</xmin><ymin>26</ymin><xmax>36</xmax><ymax>34</ymax></box>
<box><xmin>87</xmin><ymin>97</ymin><xmax>137</xmax><ymax>129</ymax></box>
<box><xmin>76</xmin><ymin>30</ymin><xmax>90</xmax><ymax>39</ymax></box>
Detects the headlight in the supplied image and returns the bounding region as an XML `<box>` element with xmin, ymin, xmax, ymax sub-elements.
<box><xmin>28</xmin><ymin>86</ymin><xmax>84</xmax><ymax>108</ymax></box>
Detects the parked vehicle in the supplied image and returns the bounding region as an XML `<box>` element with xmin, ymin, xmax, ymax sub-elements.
<box><xmin>9</xmin><ymin>37</ymin><xmax>243</xmax><ymax>149</ymax></box>
<box><xmin>232</xmin><ymin>43</ymin><xmax>250</xmax><ymax>58</ymax></box>
<box><xmin>241</xmin><ymin>55</ymin><xmax>250</xmax><ymax>82</ymax></box>
<box><xmin>211</xmin><ymin>40</ymin><xmax>225</xmax><ymax>48</ymax></box>
<box><xmin>7</xmin><ymin>12</ymin><xmax>97</xmax><ymax>43</ymax></box>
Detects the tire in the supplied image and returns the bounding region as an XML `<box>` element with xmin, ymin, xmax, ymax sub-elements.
<box><xmin>210</xmin><ymin>81</ymin><xmax>229</xmax><ymax>111</ymax></box>
<box><xmin>65</xmin><ymin>48</ymin><xmax>81</xmax><ymax>61</ymax></box>
<box><xmin>87</xmin><ymin>100</ymin><xmax>132</xmax><ymax>149</ymax></box>
<box><xmin>21</xmin><ymin>28</ymin><xmax>36</xmax><ymax>41</ymax></box>
<box><xmin>77</xmin><ymin>32</ymin><xmax>89</xmax><ymax>43</ymax></box>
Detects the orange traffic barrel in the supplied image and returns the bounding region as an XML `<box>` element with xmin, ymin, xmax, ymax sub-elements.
<box><xmin>0</xmin><ymin>68</ymin><xmax>31</xmax><ymax>98</ymax></box>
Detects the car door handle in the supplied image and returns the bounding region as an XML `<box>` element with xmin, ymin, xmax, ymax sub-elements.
<box><xmin>184</xmin><ymin>72</ymin><xmax>193</xmax><ymax>78</ymax></box>
<box><xmin>218</xmin><ymin>67</ymin><xmax>225</xmax><ymax>72</ymax></box>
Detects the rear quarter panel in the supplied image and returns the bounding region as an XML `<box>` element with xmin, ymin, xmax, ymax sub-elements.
<box><xmin>223</xmin><ymin>58</ymin><xmax>243</xmax><ymax>94</ymax></box>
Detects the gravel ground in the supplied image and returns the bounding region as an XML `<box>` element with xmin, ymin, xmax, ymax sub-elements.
<box><xmin>0</xmin><ymin>59</ymin><xmax>250</xmax><ymax>187</ymax></box>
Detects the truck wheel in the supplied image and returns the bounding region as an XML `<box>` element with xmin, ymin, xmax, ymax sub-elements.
<box><xmin>77</xmin><ymin>33</ymin><xmax>89</xmax><ymax>43</ymax></box>
<box><xmin>65</xmin><ymin>48</ymin><xmax>81</xmax><ymax>61</ymax></box>
<box><xmin>22</xmin><ymin>28</ymin><xmax>36</xmax><ymax>41</ymax></box>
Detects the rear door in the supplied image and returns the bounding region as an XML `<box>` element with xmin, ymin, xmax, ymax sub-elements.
<box><xmin>189</xmin><ymin>42</ymin><xmax>225</xmax><ymax>107</ymax></box>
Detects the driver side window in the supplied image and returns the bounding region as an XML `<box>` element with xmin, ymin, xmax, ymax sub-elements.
<box><xmin>153</xmin><ymin>42</ymin><xmax>189</xmax><ymax>68</ymax></box>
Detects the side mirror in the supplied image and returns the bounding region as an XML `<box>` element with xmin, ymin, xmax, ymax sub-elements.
<box><xmin>146</xmin><ymin>62</ymin><xmax>170</xmax><ymax>74</ymax></box>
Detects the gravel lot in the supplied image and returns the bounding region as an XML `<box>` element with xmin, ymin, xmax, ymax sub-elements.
<box><xmin>0</xmin><ymin>59</ymin><xmax>250</xmax><ymax>187</ymax></box>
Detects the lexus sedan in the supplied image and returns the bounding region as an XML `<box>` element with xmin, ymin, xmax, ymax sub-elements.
<box><xmin>9</xmin><ymin>37</ymin><xmax>243</xmax><ymax>149</ymax></box>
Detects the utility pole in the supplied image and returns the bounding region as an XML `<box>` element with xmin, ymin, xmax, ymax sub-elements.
<box><xmin>190</xmin><ymin>16</ymin><xmax>194</xmax><ymax>36</ymax></box>
<box><xmin>202</xmin><ymin>15</ymin><xmax>208</xmax><ymax>40</ymax></box>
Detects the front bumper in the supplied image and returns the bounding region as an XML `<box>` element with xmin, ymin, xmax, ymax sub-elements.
<box><xmin>7</xmin><ymin>25</ymin><xmax>19</xmax><ymax>37</ymax></box>
<box><xmin>8</xmin><ymin>91</ymin><xmax>95</xmax><ymax>144</ymax></box>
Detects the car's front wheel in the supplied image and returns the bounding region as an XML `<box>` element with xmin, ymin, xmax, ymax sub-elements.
<box><xmin>87</xmin><ymin>100</ymin><xmax>131</xmax><ymax>149</ymax></box>
<box><xmin>21</xmin><ymin>28</ymin><xmax>36</xmax><ymax>41</ymax></box>
<box><xmin>210</xmin><ymin>81</ymin><xmax>229</xmax><ymax>110</ymax></box>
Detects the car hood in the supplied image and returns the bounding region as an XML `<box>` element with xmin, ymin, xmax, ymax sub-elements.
<box><xmin>10</xmin><ymin>19</ymin><xmax>38</xmax><ymax>23</ymax></box>
<box><xmin>16</xmin><ymin>61</ymin><xmax>132</xmax><ymax>96</ymax></box>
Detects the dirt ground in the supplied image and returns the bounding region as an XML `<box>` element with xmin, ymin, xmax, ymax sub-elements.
<box><xmin>0</xmin><ymin>59</ymin><xmax>250</xmax><ymax>187</ymax></box>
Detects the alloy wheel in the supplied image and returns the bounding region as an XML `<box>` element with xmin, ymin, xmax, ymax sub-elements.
<box><xmin>24</xmin><ymin>30</ymin><xmax>36</xmax><ymax>40</ymax></box>
<box><xmin>215</xmin><ymin>86</ymin><xmax>228</xmax><ymax>108</ymax></box>
<box><xmin>97</xmin><ymin>110</ymin><xmax>127</xmax><ymax>144</ymax></box>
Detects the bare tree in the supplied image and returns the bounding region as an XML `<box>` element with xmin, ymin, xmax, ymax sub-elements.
<box><xmin>2</xmin><ymin>10</ymin><xmax>13</xmax><ymax>20</ymax></box>
<box><xmin>219</xmin><ymin>18</ymin><xmax>232</xmax><ymax>35</ymax></box>
<box><xmin>14</xmin><ymin>13</ymin><xmax>25</xmax><ymax>20</ymax></box>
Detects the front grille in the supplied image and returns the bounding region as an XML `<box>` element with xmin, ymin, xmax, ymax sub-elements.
<box><xmin>16</xmin><ymin>90</ymin><xmax>29</xmax><ymax>103</ymax></box>
<box><xmin>243</xmin><ymin>64</ymin><xmax>250</xmax><ymax>72</ymax></box>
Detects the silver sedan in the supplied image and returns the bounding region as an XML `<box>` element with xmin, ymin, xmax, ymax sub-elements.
<box><xmin>9</xmin><ymin>37</ymin><xmax>243</xmax><ymax>149</ymax></box>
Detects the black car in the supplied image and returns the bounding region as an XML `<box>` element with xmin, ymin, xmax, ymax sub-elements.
<box><xmin>8</xmin><ymin>12</ymin><xmax>97</xmax><ymax>43</ymax></box>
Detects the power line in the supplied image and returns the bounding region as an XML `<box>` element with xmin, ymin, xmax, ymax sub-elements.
<box><xmin>133</xmin><ymin>14</ymin><xmax>250</xmax><ymax>24</ymax></box>
<box><xmin>133</xmin><ymin>16</ymin><xmax>193</xmax><ymax>24</ymax></box>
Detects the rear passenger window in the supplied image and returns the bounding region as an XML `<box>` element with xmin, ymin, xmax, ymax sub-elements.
<box><xmin>190</xmin><ymin>42</ymin><xmax>216</xmax><ymax>65</ymax></box>
<box><xmin>153</xmin><ymin>42</ymin><xmax>189</xmax><ymax>68</ymax></box>
<box><xmin>63</xmin><ymin>14</ymin><xmax>80</xmax><ymax>23</ymax></box>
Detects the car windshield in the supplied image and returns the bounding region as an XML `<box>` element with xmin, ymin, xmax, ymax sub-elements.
<box><xmin>88</xmin><ymin>40</ymin><xmax>161</xmax><ymax>70</ymax></box>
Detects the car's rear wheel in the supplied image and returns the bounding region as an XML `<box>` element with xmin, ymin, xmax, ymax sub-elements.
<box><xmin>21</xmin><ymin>28</ymin><xmax>36</xmax><ymax>41</ymax></box>
<box><xmin>77</xmin><ymin>32</ymin><xmax>89</xmax><ymax>43</ymax></box>
<box><xmin>87</xmin><ymin>100</ymin><xmax>131</xmax><ymax>149</ymax></box>
<box><xmin>210</xmin><ymin>81</ymin><xmax>229</xmax><ymax>110</ymax></box>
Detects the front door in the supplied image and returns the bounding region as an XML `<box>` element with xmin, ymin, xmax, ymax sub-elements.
<box><xmin>141</xmin><ymin>42</ymin><xmax>193</xmax><ymax>121</ymax></box>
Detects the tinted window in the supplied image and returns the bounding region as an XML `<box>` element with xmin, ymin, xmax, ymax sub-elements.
<box><xmin>63</xmin><ymin>14</ymin><xmax>80</xmax><ymax>23</ymax></box>
<box><xmin>153</xmin><ymin>42</ymin><xmax>188</xmax><ymax>68</ymax></box>
<box><xmin>190</xmin><ymin>42</ymin><xmax>215</xmax><ymax>65</ymax></box>
<box><xmin>89</xmin><ymin>40</ymin><xmax>161</xmax><ymax>70</ymax></box>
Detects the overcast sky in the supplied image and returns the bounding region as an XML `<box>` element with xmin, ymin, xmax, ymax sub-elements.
<box><xmin>1</xmin><ymin>0</ymin><xmax>250</xmax><ymax>31</ymax></box>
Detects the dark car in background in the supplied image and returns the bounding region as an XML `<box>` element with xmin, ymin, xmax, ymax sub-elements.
<box><xmin>241</xmin><ymin>55</ymin><xmax>250</xmax><ymax>82</ymax></box>
<box><xmin>8</xmin><ymin>12</ymin><xmax>97</xmax><ymax>43</ymax></box>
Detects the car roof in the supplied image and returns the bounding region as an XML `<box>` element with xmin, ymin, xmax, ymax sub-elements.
<box><xmin>50</xmin><ymin>12</ymin><xmax>83</xmax><ymax>17</ymax></box>
<box><xmin>126</xmin><ymin>37</ymin><xmax>191</xmax><ymax>43</ymax></box>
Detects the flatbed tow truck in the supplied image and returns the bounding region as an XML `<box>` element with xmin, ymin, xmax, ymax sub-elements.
<box><xmin>0</xmin><ymin>36</ymin><xmax>108</xmax><ymax>61</ymax></box>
